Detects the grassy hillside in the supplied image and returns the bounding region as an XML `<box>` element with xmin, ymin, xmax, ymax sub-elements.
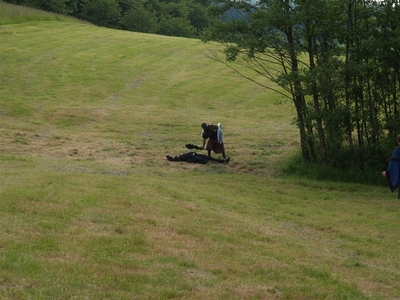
<box><xmin>0</xmin><ymin>1</ymin><xmax>296</xmax><ymax>176</ymax></box>
<box><xmin>1</xmin><ymin>2</ymin><xmax>400</xmax><ymax>299</ymax></box>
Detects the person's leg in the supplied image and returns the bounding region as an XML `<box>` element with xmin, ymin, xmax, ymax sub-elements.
<box><xmin>207</xmin><ymin>140</ymin><xmax>213</xmax><ymax>157</ymax></box>
<box><xmin>205</xmin><ymin>155</ymin><xmax>224</xmax><ymax>163</ymax></box>
<box><xmin>198</xmin><ymin>154</ymin><xmax>228</xmax><ymax>164</ymax></box>
<box><xmin>190</xmin><ymin>154</ymin><xmax>209</xmax><ymax>164</ymax></box>
<box><xmin>211</xmin><ymin>156</ymin><xmax>229</xmax><ymax>164</ymax></box>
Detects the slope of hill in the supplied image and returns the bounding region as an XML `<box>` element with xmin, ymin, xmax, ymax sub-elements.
<box><xmin>1</xmin><ymin>3</ymin><xmax>399</xmax><ymax>299</ymax></box>
<box><xmin>0</xmin><ymin>1</ymin><xmax>297</xmax><ymax>176</ymax></box>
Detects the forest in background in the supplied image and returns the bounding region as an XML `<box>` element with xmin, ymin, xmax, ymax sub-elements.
<box><xmin>1</xmin><ymin>0</ymin><xmax>216</xmax><ymax>37</ymax></box>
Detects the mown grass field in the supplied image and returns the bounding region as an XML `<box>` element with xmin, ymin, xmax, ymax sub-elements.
<box><xmin>1</xmin><ymin>2</ymin><xmax>400</xmax><ymax>299</ymax></box>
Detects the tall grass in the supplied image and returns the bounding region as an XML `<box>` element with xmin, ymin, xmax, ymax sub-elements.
<box><xmin>1</xmin><ymin>2</ymin><xmax>399</xmax><ymax>299</ymax></box>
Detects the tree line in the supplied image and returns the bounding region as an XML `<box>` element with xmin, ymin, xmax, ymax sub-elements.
<box><xmin>3</xmin><ymin>0</ymin><xmax>216</xmax><ymax>38</ymax></box>
<box><xmin>203</xmin><ymin>0</ymin><xmax>400</xmax><ymax>175</ymax></box>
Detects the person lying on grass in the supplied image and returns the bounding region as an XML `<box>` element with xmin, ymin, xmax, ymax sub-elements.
<box><xmin>165</xmin><ymin>152</ymin><xmax>230</xmax><ymax>164</ymax></box>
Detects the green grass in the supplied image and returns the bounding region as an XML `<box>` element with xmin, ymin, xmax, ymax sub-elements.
<box><xmin>1</xmin><ymin>2</ymin><xmax>400</xmax><ymax>299</ymax></box>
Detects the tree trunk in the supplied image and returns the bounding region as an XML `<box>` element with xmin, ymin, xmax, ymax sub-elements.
<box><xmin>286</xmin><ymin>24</ymin><xmax>316</xmax><ymax>162</ymax></box>
<box><xmin>307</xmin><ymin>32</ymin><xmax>327</xmax><ymax>165</ymax></box>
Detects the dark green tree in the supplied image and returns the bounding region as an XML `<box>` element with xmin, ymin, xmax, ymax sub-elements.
<box><xmin>157</xmin><ymin>16</ymin><xmax>196</xmax><ymax>37</ymax></box>
<box><xmin>146</xmin><ymin>0</ymin><xmax>214</xmax><ymax>37</ymax></box>
<box><xmin>21</xmin><ymin>0</ymin><xmax>72</xmax><ymax>14</ymax></box>
<box><xmin>120</xmin><ymin>4</ymin><xmax>159</xmax><ymax>33</ymax></box>
<box><xmin>80</xmin><ymin>0</ymin><xmax>121</xmax><ymax>28</ymax></box>
<box><xmin>187</xmin><ymin>1</ymin><xmax>213</xmax><ymax>34</ymax></box>
<box><xmin>117</xmin><ymin>0</ymin><xmax>140</xmax><ymax>14</ymax></box>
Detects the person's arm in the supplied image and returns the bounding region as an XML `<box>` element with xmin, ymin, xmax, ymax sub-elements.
<box><xmin>201</xmin><ymin>128</ymin><xmax>208</xmax><ymax>149</ymax></box>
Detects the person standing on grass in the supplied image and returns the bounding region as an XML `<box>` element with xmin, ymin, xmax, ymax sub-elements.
<box><xmin>201</xmin><ymin>122</ymin><xmax>228</xmax><ymax>161</ymax></box>
<box><xmin>382</xmin><ymin>134</ymin><xmax>400</xmax><ymax>199</ymax></box>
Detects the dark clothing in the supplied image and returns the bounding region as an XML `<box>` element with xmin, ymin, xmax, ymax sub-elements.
<box><xmin>385</xmin><ymin>146</ymin><xmax>400</xmax><ymax>198</ymax></box>
<box><xmin>202</xmin><ymin>124</ymin><xmax>225</xmax><ymax>154</ymax></box>
<box><xmin>166</xmin><ymin>152</ymin><xmax>227</xmax><ymax>164</ymax></box>
<box><xmin>185</xmin><ymin>144</ymin><xmax>202</xmax><ymax>150</ymax></box>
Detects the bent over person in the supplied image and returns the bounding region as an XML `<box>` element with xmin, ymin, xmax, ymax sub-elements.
<box><xmin>201</xmin><ymin>122</ymin><xmax>227</xmax><ymax>160</ymax></box>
